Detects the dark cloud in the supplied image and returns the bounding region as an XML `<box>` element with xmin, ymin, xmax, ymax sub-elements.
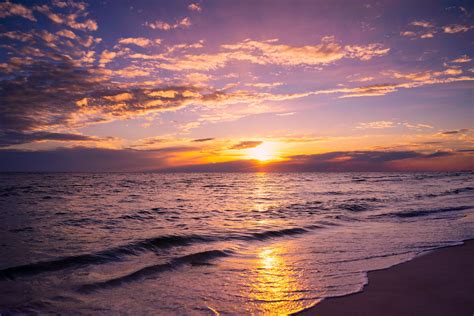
<box><xmin>441</xmin><ymin>129</ymin><xmax>470</xmax><ymax>135</ymax></box>
<box><xmin>0</xmin><ymin>146</ymin><xmax>195</xmax><ymax>172</ymax></box>
<box><xmin>421</xmin><ymin>141</ymin><xmax>443</xmax><ymax>145</ymax></box>
<box><xmin>230</xmin><ymin>141</ymin><xmax>262</xmax><ymax>150</ymax></box>
<box><xmin>0</xmin><ymin>131</ymin><xmax>101</xmax><ymax>147</ymax></box>
<box><xmin>192</xmin><ymin>138</ymin><xmax>215</xmax><ymax>142</ymax></box>
<box><xmin>0</xmin><ymin>12</ymin><xmax>226</xmax><ymax>148</ymax></box>
<box><xmin>272</xmin><ymin>151</ymin><xmax>455</xmax><ymax>172</ymax></box>
<box><xmin>0</xmin><ymin>58</ymin><xmax>207</xmax><ymax>132</ymax></box>
<box><xmin>162</xmin><ymin>150</ymin><xmax>471</xmax><ymax>172</ymax></box>
<box><xmin>0</xmin><ymin>59</ymin><xmax>106</xmax><ymax>132</ymax></box>
<box><xmin>1</xmin><ymin>149</ymin><xmax>472</xmax><ymax>172</ymax></box>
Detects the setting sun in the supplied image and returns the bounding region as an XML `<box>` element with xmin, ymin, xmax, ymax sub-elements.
<box><xmin>246</xmin><ymin>143</ymin><xmax>278</xmax><ymax>162</ymax></box>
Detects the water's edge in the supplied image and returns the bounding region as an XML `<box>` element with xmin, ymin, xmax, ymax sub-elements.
<box><xmin>291</xmin><ymin>237</ymin><xmax>472</xmax><ymax>315</ymax></box>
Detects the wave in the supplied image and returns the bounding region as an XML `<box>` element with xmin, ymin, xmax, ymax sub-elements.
<box><xmin>338</xmin><ymin>203</ymin><xmax>371</xmax><ymax>212</ymax></box>
<box><xmin>245</xmin><ymin>227</ymin><xmax>311</xmax><ymax>240</ymax></box>
<box><xmin>392</xmin><ymin>205</ymin><xmax>473</xmax><ymax>218</ymax></box>
<box><xmin>0</xmin><ymin>226</ymin><xmax>319</xmax><ymax>280</ymax></box>
<box><xmin>0</xmin><ymin>234</ymin><xmax>215</xmax><ymax>280</ymax></box>
<box><xmin>78</xmin><ymin>249</ymin><xmax>232</xmax><ymax>293</ymax></box>
<box><xmin>418</xmin><ymin>186</ymin><xmax>474</xmax><ymax>199</ymax></box>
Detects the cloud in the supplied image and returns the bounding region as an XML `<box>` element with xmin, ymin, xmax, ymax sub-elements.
<box><xmin>192</xmin><ymin>138</ymin><xmax>215</xmax><ymax>142</ymax></box>
<box><xmin>0</xmin><ymin>147</ymin><xmax>173</xmax><ymax>172</ymax></box>
<box><xmin>221</xmin><ymin>38</ymin><xmax>345</xmax><ymax>66</ymax></box>
<box><xmin>183</xmin><ymin>72</ymin><xmax>213</xmax><ymax>83</ymax></box>
<box><xmin>443</xmin><ymin>24</ymin><xmax>472</xmax><ymax>33</ymax></box>
<box><xmin>401</xmin><ymin>31</ymin><xmax>416</xmax><ymax>37</ymax></box>
<box><xmin>56</xmin><ymin>29</ymin><xmax>77</xmax><ymax>39</ymax></box>
<box><xmin>1</xmin><ymin>147</ymin><xmax>472</xmax><ymax>173</ymax></box>
<box><xmin>245</xmin><ymin>82</ymin><xmax>283</xmax><ymax>89</ymax></box>
<box><xmin>118</xmin><ymin>37</ymin><xmax>154</xmax><ymax>47</ymax></box>
<box><xmin>99</xmin><ymin>50</ymin><xmax>117</xmax><ymax>65</ymax></box>
<box><xmin>440</xmin><ymin>129</ymin><xmax>470</xmax><ymax>135</ymax></box>
<box><xmin>337</xmin><ymin>84</ymin><xmax>399</xmax><ymax>98</ymax></box>
<box><xmin>0</xmin><ymin>1</ymin><xmax>36</xmax><ymax>21</ymax></box>
<box><xmin>0</xmin><ymin>31</ymin><xmax>34</xmax><ymax>42</ymax></box>
<box><xmin>400</xmin><ymin>30</ymin><xmax>436</xmax><ymax>39</ymax></box>
<box><xmin>344</xmin><ymin>44</ymin><xmax>390</xmax><ymax>61</ymax></box>
<box><xmin>34</xmin><ymin>4</ymin><xmax>97</xmax><ymax>31</ymax></box>
<box><xmin>360</xmin><ymin>67</ymin><xmax>470</xmax><ymax>94</ymax></box>
<box><xmin>402</xmin><ymin>123</ymin><xmax>433</xmax><ymax>129</ymax></box>
<box><xmin>5</xmin><ymin>53</ymin><xmax>467</xmax><ymax>142</ymax></box>
<box><xmin>188</xmin><ymin>3</ymin><xmax>202</xmax><ymax>12</ymax></box>
<box><xmin>146</xmin><ymin>17</ymin><xmax>191</xmax><ymax>30</ymax></box>
<box><xmin>400</xmin><ymin>20</ymin><xmax>472</xmax><ymax>39</ymax></box>
<box><xmin>52</xmin><ymin>0</ymin><xmax>87</xmax><ymax>11</ymax></box>
<box><xmin>451</xmin><ymin>55</ymin><xmax>472</xmax><ymax>63</ymax></box>
<box><xmin>274</xmin><ymin>151</ymin><xmax>467</xmax><ymax>172</ymax></box>
<box><xmin>143</xmin><ymin>37</ymin><xmax>389</xmax><ymax>72</ymax></box>
<box><xmin>275</xmin><ymin>112</ymin><xmax>296</xmax><ymax>116</ymax></box>
<box><xmin>420</xmin><ymin>32</ymin><xmax>436</xmax><ymax>39</ymax></box>
<box><xmin>356</xmin><ymin>121</ymin><xmax>396</xmax><ymax>129</ymax></box>
<box><xmin>0</xmin><ymin>59</ymin><xmax>110</xmax><ymax>135</ymax></box>
<box><xmin>162</xmin><ymin>150</ymin><xmax>473</xmax><ymax>172</ymax></box>
<box><xmin>112</xmin><ymin>66</ymin><xmax>150</xmax><ymax>78</ymax></box>
<box><xmin>67</xmin><ymin>16</ymin><xmax>98</xmax><ymax>31</ymax></box>
<box><xmin>0</xmin><ymin>131</ymin><xmax>103</xmax><ymax>147</ymax></box>
<box><xmin>230</xmin><ymin>141</ymin><xmax>263</xmax><ymax>149</ymax></box>
<box><xmin>222</xmin><ymin>38</ymin><xmax>389</xmax><ymax>66</ymax></box>
<box><xmin>410</xmin><ymin>20</ymin><xmax>434</xmax><ymax>28</ymax></box>
<box><xmin>350</xmin><ymin>76</ymin><xmax>375</xmax><ymax>82</ymax></box>
<box><xmin>356</xmin><ymin>121</ymin><xmax>434</xmax><ymax>130</ymax></box>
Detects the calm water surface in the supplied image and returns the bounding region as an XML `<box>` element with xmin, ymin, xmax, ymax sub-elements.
<box><xmin>0</xmin><ymin>172</ymin><xmax>473</xmax><ymax>315</ymax></box>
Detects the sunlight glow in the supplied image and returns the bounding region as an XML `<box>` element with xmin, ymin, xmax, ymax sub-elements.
<box><xmin>244</xmin><ymin>244</ymin><xmax>311</xmax><ymax>314</ymax></box>
<box><xmin>246</xmin><ymin>143</ymin><xmax>278</xmax><ymax>162</ymax></box>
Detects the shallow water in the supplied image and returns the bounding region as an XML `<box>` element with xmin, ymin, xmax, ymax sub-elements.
<box><xmin>0</xmin><ymin>172</ymin><xmax>473</xmax><ymax>315</ymax></box>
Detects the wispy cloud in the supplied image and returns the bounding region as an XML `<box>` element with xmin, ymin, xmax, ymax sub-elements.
<box><xmin>146</xmin><ymin>17</ymin><xmax>191</xmax><ymax>30</ymax></box>
<box><xmin>128</xmin><ymin>37</ymin><xmax>389</xmax><ymax>72</ymax></box>
<box><xmin>118</xmin><ymin>37</ymin><xmax>158</xmax><ymax>47</ymax></box>
<box><xmin>356</xmin><ymin>121</ymin><xmax>396</xmax><ymax>129</ymax></box>
<box><xmin>34</xmin><ymin>4</ymin><xmax>98</xmax><ymax>31</ymax></box>
<box><xmin>443</xmin><ymin>24</ymin><xmax>472</xmax><ymax>33</ymax></box>
<box><xmin>356</xmin><ymin>121</ymin><xmax>434</xmax><ymax>130</ymax></box>
<box><xmin>450</xmin><ymin>55</ymin><xmax>471</xmax><ymax>63</ymax></box>
<box><xmin>230</xmin><ymin>141</ymin><xmax>263</xmax><ymax>149</ymax></box>
<box><xmin>0</xmin><ymin>131</ymin><xmax>109</xmax><ymax>147</ymax></box>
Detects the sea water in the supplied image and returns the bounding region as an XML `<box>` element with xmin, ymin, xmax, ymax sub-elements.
<box><xmin>0</xmin><ymin>172</ymin><xmax>473</xmax><ymax>314</ymax></box>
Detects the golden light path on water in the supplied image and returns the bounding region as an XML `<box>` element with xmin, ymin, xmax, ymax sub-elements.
<box><xmin>241</xmin><ymin>242</ymin><xmax>318</xmax><ymax>315</ymax></box>
<box><xmin>235</xmin><ymin>172</ymin><xmax>317</xmax><ymax>314</ymax></box>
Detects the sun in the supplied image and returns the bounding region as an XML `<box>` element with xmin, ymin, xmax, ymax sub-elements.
<box><xmin>246</xmin><ymin>143</ymin><xmax>277</xmax><ymax>162</ymax></box>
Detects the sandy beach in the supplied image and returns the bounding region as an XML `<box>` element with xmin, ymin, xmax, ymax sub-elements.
<box><xmin>296</xmin><ymin>239</ymin><xmax>474</xmax><ymax>316</ymax></box>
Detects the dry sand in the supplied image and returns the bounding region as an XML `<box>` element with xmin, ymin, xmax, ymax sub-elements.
<box><xmin>295</xmin><ymin>239</ymin><xmax>474</xmax><ymax>316</ymax></box>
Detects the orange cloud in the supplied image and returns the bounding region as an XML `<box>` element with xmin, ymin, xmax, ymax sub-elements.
<box><xmin>0</xmin><ymin>1</ymin><xmax>36</xmax><ymax>21</ymax></box>
<box><xmin>443</xmin><ymin>24</ymin><xmax>472</xmax><ymax>33</ymax></box>
<box><xmin>188</xmin><ymin>3</ymin><xmax>202</xmax><ymax>12</ymax></box>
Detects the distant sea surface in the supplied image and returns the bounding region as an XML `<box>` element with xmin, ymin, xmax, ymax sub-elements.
<box><xmin>0</xmin><ymin>172</ymin><xmax>473</xmax><ymax>315</ymax></box>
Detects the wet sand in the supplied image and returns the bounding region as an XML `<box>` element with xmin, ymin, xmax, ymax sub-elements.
<box><xmin>295</xmin><ymin>239</ymin><xmax>474</xmax><ymax>316</ymax></box>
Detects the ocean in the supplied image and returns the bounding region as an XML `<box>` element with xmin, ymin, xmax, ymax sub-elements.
<box><xmin>0</xmin><ymin>172</ymin><xmax>473</xmax><ymax>315</ymax></box>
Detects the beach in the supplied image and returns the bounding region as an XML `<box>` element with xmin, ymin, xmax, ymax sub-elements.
<box><xmin>296</xmin><ymin>239</ymin><xmax>474</xmax><ymax>316</ymax></box>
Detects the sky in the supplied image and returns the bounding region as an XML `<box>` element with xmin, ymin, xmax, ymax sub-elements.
<box><xmin>0</xmin><ymin>0</ymin><xmax>473</xmax><ymax>172</ymax></box>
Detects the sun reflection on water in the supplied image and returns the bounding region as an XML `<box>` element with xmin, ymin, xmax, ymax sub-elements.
<box><xmin>245</xmin><ymin>244</ymin><xmax>311</xmax><ymax>315</ymax></box>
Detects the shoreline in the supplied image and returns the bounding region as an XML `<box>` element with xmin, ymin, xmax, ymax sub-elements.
<box><xmin>294</xmin><ymin>239</ymin><xmax>474</xmax><ymax>316</ymax></box>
